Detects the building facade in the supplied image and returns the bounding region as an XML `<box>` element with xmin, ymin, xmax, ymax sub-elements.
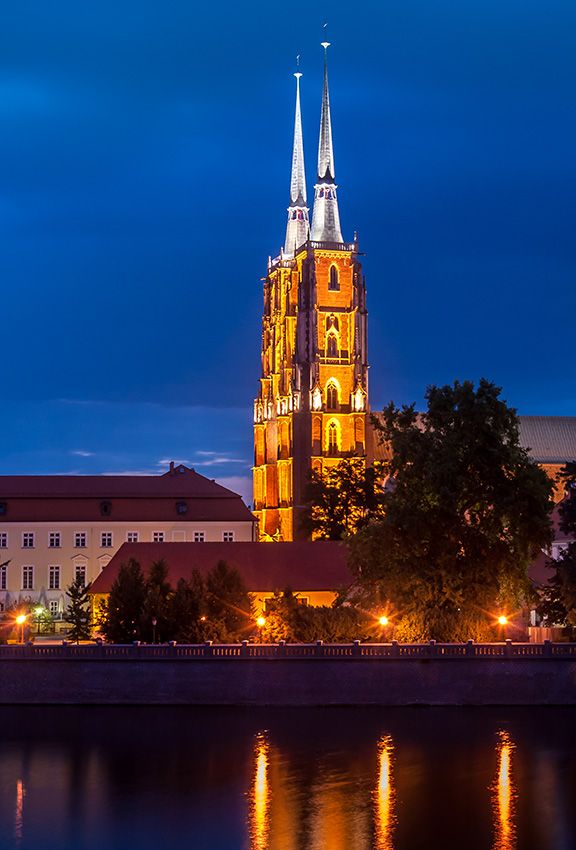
<box><xmin>253</xmin><ymin>46</ymin><xmax>369</xmax><ymax>541</ymax></box>
<box><xmin>0</xmin><ymin>463</ymin><xmax>256</xmax><ymax>618</ymax></box>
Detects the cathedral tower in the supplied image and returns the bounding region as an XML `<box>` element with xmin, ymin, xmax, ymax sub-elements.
<box><xmin>253</xmin><ymin>45</ymin><xmax>369</xmax><ymax>541</ymax></box>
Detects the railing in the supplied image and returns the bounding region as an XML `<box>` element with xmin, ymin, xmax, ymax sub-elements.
<box><xmin>1</xmin><ymin>640</ymin><xmax>576</xmax><ymax>660</ymax></box>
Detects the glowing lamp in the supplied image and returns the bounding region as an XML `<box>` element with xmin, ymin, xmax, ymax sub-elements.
<box><xmin>498</xmin><ymin>615</ymin><xmax>508</xmax><ymax>626</ymax></box>
<box><xmin>257</xmin><ymin>616</ymin><xmax>266</xmax><ymax>628</ymax></box>
<box><xmin>15</xmin><ymin>615</ymin><xmax>26</xmax><ymax>625</ymax></box>
<box><xmin>379</xmin><ymin>616</ymin><xmax>389</xmax><ymax>627</ymax></box>
<box><xmin>34</xmin><ymin>607</ymin><xmax>43</xmax><ymax>616</ymax></box>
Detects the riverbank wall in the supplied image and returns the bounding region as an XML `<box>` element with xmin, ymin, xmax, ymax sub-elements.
<box><xmin>1</xmin><ymin>641</ymin><xmax>575</xmax><ymax>706</ymax></box>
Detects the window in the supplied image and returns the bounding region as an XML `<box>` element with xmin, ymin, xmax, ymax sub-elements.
<box><xmin>0</xmin><ymin>564</ymin><xmax>6</xmax><ymax>590</ymax></box>
<box><xmin>176</xmin><ymin>501</ymin><xmax>188</xmax><ymax>515</ymax></box>
<box><xmin>152</xmin><ymin>532</ymin><xmax>165</xmax><ymax>543</ymax></box>
<box><xmin>49</xmin><ymin>600</ymin><xmax>60</xmax><ymax>617</ymax></box>
<box><xmin>328</xmin><ymin>421</ymin><xmax>339</xmax><ymax>455</ymax></box>
<box><xmin>194</xmin><ymin>532</ymin><xmax>205</xmax><ymax>543</ymax></box>
<box><xmin>75</xmin><ymin>532</ymin><xmax>87</xmax><ymax>548</ymax></box>
<box><xmin>74</xmin><ymin>564</ymin><xmax>87</xmax><ymax>586</ymax></box>
<box><xmin>22</xmin><ymin>565</ymin><xmax>34</xmax><ymax>591</ymax></box>
<box><xmin>326</xmin><ymin>382</ymin><xmax>338</xmax><ymax>410</ymax></box>
<box><xmin>223</xmin><ymin>531</ymin><xmax>234</xmax><ymax>542</ymax></box>
<box><xmin>48</xmin><ymin>565</ymin><xmax>61</xmax><ymax>590</ymax></box>
<box><xmin>0</xmin><ymin>532</ymin><xmax>7</xmax><ymax>548</ymax></box>
<box><xmin>100</xmin><ymin>500</ymin><xmax>112</xmax><ymax>517</ymax></box>
<box><xmin>49</xmin><ymin>532</ymin><xmax>61</xmax><ymax>548</ymax></box>
<box><xmin>326</xmin><ymin>334</ymin><xmax>338</xmax><ymax>358</ymax></box>
<box><xmin>127</xmin><ymin>532</ymin><xmax>139</xmax><ymax>543</ymax></box>
<box><xmin>22</xmin><ymin>532</ymin><xmax>35</xmax><ymax>549</ymax></box>
<box><xmin>101</xmin><ymin>532</ymin><xmax>113</xmax><ymax>548</ymax></box>
<box><xmin>328</xmin><ymin>265</ymin><xmax>340</xmax><ymax>291</ymax></box>
<box><xmin>0</xmin><ymin>502</ymin><xmax>6</xmax><ymax>516</ymax></box>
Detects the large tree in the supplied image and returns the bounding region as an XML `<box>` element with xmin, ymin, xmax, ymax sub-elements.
<box><xmin>349</xmin><ymin>379</ymin><xmax>554</xmax><ymax>641</ymax></box>
<box><xmin>102</xmin><ymin>558</ymin><xmax>147</xmax><ymax>643</ymax></box>
<box><xmin>142</xmin><ymin>559</ymin><xmax>172</xmax><ymax>643</ymax></box>
<box><xmin>205</xmin><ymin>560</ymin><xmax>252</xmax><ymax>641</ymax></box>
<box><xmin>167</xmin><ymin>573</ymin><xmax>206</xmax><ymax>643</ymax></box>
<box><xmin>65</xmin><ymin>576</ymin><xmax>92</xmax><ymax>643</ymax></box>
<box><xmin>300</xmin><ymin>458</ymin><xmax>386</xmax><ymax>540</ymax></box>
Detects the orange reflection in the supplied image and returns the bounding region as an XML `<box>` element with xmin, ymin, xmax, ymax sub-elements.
<box><xmin>492</xmin><ymin>730</ymin><xmax>516</xmax><ymax>850</ymax></box>
<box><xmin>249</xmin><ymin>732</ymin><xmax>270</xmax><ymax>850</ymax></box>
<box><xmin>374</xmin><ymin>735</ymin><xmax>395</xmax><ymax>850</ymax></box>
<box><xmin>15</xmin><ymin>778</ymin><xmax>25</xmax><ymax>844</ymax></box>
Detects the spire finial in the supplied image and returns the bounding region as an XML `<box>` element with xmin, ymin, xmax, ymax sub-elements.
<box><xmin>310</xmin><ymin>35</ymin><xmax>343</xmax><ymax>243</ymax></box>
<box><xmin>284</xmin><ymin>60</ymin><xmax>310</xmax><ymax>256</ymax></box>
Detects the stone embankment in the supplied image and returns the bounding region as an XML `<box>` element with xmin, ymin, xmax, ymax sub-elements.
<box><xmin>0</xmin><ymin>641</ymin><xmax>575</xmax><ymax>706</ymax></box>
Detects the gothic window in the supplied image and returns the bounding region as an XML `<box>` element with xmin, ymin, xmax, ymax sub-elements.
<box><xmin>326</xmin><ymin>382</ymin><xmax>338</xmax><ymax>410</ymax></box>
<box><xmin>329</xmin><ymin>265</ymin><xmax>340</xmax><ymax>291</ymax></box>
<box><xmin>312</xmin><ymin>417</ymin><xmax>322</xmax><ymax>442</ymax></box>
<box><xmin>327</xmin><ymin>334</ymin><xmax>338</xmax><ymax>358</ymax></box>
<box><xmin>327</xmin><ymin>421</ymin><xmax>339</xmax><ymax>455</ymax></box>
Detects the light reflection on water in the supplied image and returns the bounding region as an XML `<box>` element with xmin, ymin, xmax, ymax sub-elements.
<box><xmin>374</xmin><ymin>735</ymin><xmax>395</xmax><ymax>850</ymax></box>
<box><xmin>0</xmin><ymin>707</ymin><xmax>575</xmax><ymax>850</ymax></box>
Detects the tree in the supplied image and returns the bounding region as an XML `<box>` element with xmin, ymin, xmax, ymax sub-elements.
<box><xmin>205</xmin><ymin>560</ymin><xmax>252</xmax><ymax>641</ymax></box>
<box><xmin>300</xmin><ymin>459</ymin><xmax>386</xmax><ymax>540</ymax></box>
<box><xmin>167</xmin><ymin>573</ymin><xmax>207</xmax><ymax>643</ymax></box>
<box><xmin>143</xmin><ymin>559</ymin><xmax>172</xmax><ymax>643</ymax></box>
<box><xmin>349</xmin><ymin>379</ymin><xmax>554</xmax><ymax>641</ymax></box>
<box><xmin>102</xmin><ymin>558</ymin><xmax>147</xmax><ymax>643</ymax></box>
<box><xmin>260</xmin><ymin>590</ymin><xmax>368</xmax><ymax>643</ymax></box>
<box><xmin>538</xmin><ymin>463</ymin><xmax>576</xmax><ymax>631</ymax></box>
<box><xmin>65</xmin><ymin>575</ymin><xmax>92</xmax><ymax>643</ymax></box>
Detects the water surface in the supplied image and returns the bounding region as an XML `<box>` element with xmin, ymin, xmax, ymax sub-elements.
<box><xmin>0</xmin><ymin>706</ymin><xmax>574</xmax><ymax>850</ymax></box>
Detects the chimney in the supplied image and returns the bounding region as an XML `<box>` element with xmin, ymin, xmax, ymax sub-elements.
<box><xmin>169</xmin><ymin>461</ymin><xmax>175</xmax><ymax>474</ymax></box>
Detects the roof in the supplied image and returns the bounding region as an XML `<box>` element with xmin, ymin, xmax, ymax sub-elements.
<box><xmin>90</xmin><ymin>541</ymin><xmax>352</xmax><ymax>595</ymax></box>
<box><xmin>370</xmin><ymin>415</ymin><xmax>576</xmax><ymax>465</ymax></box>
<box><xmin>518</xmin><ymin>417</ymin><xmax>576</xmax><ymax>464</ymax></box>
<box><xmin>0</xmin><ymin>465</ymin><xmax>255</xmax><ymax>524</ymax></box>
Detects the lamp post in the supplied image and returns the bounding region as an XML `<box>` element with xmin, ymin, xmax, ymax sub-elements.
<box><xmin>152</xmin><ymin>617</ymin><xmax>157</xmax><ymax>645</ymax></box>
<box><xmin>256</xmin><ymin>615</ymin><xmax>266</xmax><ymax>642</ymax></box>
<box><xmin>378</xmin><ymin>615</ymin><xmax>389</xmax><ymax>642</ymax></box>
<box><xmin>34</xmin><ymin>606</ymin><xmax>44</xmax><ymax>635</ymax></box>
<box><xmin>15</xmin><ymin>614</ymin><xmax>27</xmax><ymax>644</ymax></box>
<box><xmin>498</xmin><ymin>614</ymin><xmax>508</xmax><ymax>641</ymax></box>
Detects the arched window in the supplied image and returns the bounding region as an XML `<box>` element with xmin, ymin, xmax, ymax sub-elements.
<box><xmin>326</xmin><ymin>382</ymin><xmax>338</xmax><ymax>410</ymax></box>
<box><xmin>312</xmin><ymin>417</ymin><xmax>322</xmax><ymax>442</ymax></box>
<box><xmin>326</xmin><ymin>334</ymin><xmax>338</xmax><ymax>359</ymax></box>
<box><xmin>328</xmin><ymin>265</ymin><xmax>340</xmax><ymax>291</ymax></box>
<box><xmin>327</xmin><ymin>421</ymin><xmax>339</xmax><ymax>455</ymax></box>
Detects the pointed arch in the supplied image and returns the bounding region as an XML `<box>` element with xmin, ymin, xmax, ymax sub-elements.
<box><xmin>328</xmin><ymin>264</ymin><xmax>340</xmax><ymax>291</ymax></box>
<box><xmin>326</xmin><ymin>333</ymin><xmax>338</xmax><ymax>359</ymax></box>
<box><xmin>326</xmin><ymin>419</ymin><xmax>340</xmax><ymax>455</ymax></box>
<box><xmin>326</xmin><ymin>379</ymin><xmax>339</xmax><ymax>410</ymax></box>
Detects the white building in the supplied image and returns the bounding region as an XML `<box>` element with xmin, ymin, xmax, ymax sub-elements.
<box><xmin>0</xmin><ymin>463</ymin><xmax>256</xmax><ymax>618</ymax></box>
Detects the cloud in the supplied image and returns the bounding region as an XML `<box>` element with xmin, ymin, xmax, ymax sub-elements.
<box><xmin>194</xmin><ymin>456</ymin><xmax>246</xmax><ymax>468</ymax></box>
<box><xmin>156</xmin><ymin>458</ymin><xmax>192</xmax><ymax>467</ymax></box>
<box><xmin>70</xmin><ymin>450</ymin><xmax>94</xmax><ymax>457</ymax></box>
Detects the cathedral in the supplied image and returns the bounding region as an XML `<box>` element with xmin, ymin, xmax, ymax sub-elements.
<box><xmin>253</xmin><ymin>45</ymin><xmax>369</xmax><ymax>541</ymax></box>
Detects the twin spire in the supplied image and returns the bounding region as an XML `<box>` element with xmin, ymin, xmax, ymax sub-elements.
<box><xmin>283</xmin><ymin>42</ymin><xmax>343</xmax><ymax>256</ymax></box>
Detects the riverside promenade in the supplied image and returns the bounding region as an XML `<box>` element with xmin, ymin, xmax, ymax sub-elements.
<box><xmin>1</xmin><ymin>641</ymin><xmax>575</xmax><ymax>706</ymax></box>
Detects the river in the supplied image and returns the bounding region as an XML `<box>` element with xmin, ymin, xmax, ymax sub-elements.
<box><xmin>0</xmin><ymin>706</ymin><xmax>574</xmax><ymax>849</ymax></box>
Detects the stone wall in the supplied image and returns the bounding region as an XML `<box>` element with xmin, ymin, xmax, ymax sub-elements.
<box><xmin>0</xmin><ymin>645</ymin><xmax>575</xmax><ymax>705</ymax></box>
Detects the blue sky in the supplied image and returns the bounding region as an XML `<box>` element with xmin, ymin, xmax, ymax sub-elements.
<box><xmin>1</xmin><ymin>0</ymin><xmax>575</xmax><ymax>505</ymax></box>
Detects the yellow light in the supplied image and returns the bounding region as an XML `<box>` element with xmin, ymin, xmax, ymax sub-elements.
<box><xmin>379</xmin><ymin>616</ymin><xmax>389</xmax><ymax>627</ymax></box>
<box><xmin>498</xmin><ymin>615</ymin><xmax>508</xmax><ymax>626</ymax></box>
<box><xmin>15</xmin><ymin>615</ymin><xmax>26</xmax><ymax>625</ymax></box>
<box><xmin>34</xmin><ymin>607</ymin><xmax>43</xmax><ymax>616</ymax></box>
<box><xmin>257</xmin><ymin>616</ymin><xmax>266</xmax><ymax>628</ymax></box>
<box><xmin>200</xmin><ymin>616</ymin><xmax>206</xmax><ymax>622</ymax></box>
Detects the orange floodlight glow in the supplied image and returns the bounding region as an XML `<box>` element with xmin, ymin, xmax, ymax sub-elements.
<box><xmin>379</xmin><ymin>616</ymin><xmax>389</xmax><ymax>627</ymax></box>
<box><xmin>498</xmin><ymin>615</ymin><xmax>508</xmax><ymax>626</ymax></box>
<box><xmin>257</xmin><ymin>616</ymin><xmax>266</xmax><ymax>628</ymax></box>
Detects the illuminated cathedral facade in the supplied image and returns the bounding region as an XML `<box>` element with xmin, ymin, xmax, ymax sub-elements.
<box><xmin>253</xmin><ymin>45</ymin><xmax>369</xmax><ymax>541</ymax></box>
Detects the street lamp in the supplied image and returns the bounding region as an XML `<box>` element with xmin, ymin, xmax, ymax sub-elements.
<box><xmin>34</xmin><ymin>606</ymin><xmax>44</xmax><ymax>635</ymax></box>
<box><xmin>151</xmin><ymin>617</ymin><xmax>157</xmax><ymax>644</ymax></box>
<box><xmin>257</xmin><ymin>616</ymin><xmax>266</xmax><ymax>628</ymax></box>
<box><xmin>15</xmin><ymin>614</ymin><xmax>27</xmax><ymax>644</ymax></box>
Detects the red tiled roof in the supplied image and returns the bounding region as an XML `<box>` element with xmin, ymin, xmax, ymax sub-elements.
<box><xmin>0</xmin><ymin>465</ymin><xmax>255</xmax><ymax>523</ymax></box>
<box><xmin>90</xmin><ymin>541</ymin><xmax>353</xmax><ymax>594</ymax></box>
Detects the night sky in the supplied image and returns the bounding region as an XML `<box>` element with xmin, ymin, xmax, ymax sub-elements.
<box><xmin>1</xmin><ymin>0</ymin><xmax>575</xmax><ymax>505</ymax></box>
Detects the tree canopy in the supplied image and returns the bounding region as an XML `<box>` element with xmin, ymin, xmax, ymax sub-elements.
<box><xmin>349</xmin><ymin>379</ymin><xmax>554</xmax><ymax>641</ymax></box>
<box><xmin>300</xmin><ymin>458</ymin><xmax>386</xmax><ymax>540</ymax></box>
<box><xmin>538</xmin><ymin>462</ymin><xmax>576</xmax><ymax>631</ymax></box>
<box><xmin>65</xmin><ymin>575</ymin><xmax>92</xmax><ymax>643</ymax></box>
